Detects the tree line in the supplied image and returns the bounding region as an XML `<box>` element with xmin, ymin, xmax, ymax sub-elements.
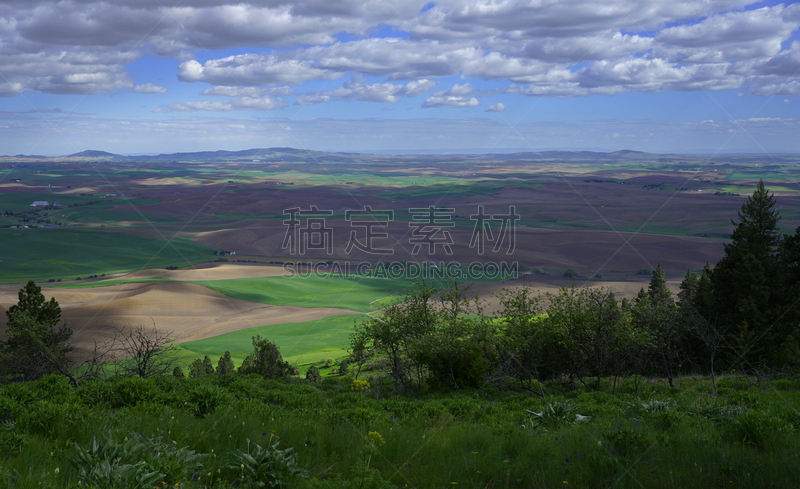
<box><xmin>349</xmin><ymin>180</ymin><xmax>800</xmax><ymax>394</ymax></box>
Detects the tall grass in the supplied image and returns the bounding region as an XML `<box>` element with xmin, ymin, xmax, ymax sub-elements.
<box><xmin>0</xmin><ymin>373</ymin><xmax>797</xmax><ymax>488</ymax></box>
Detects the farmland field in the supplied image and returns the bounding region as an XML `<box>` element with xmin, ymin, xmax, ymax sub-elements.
<box><xmin>2</xmin><ymin>148</ymin><xmax>800</xmax><ymax>369</ymax></box>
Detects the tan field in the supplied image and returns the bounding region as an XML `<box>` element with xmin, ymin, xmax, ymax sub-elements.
<box><xmin>0</xmin><ymin>260</ymin><xmax>672</xmax><ymax>360</ymax></box>
<box><xmin>0</xmin><ymin>270</ymin><xmax>360</xmax><ymax>357</ymax></box>
<box><xmin>117</xmin><ymin>262</ymin><xmax>287</xmax><ymax>281</ymax></box>
<box><xmin>465</xmin><ymin>275</ymin><xmax>680</xmax><ymax>314</ymax></box>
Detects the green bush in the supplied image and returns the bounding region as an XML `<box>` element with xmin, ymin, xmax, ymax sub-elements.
<box><xmin>226</xmin><ymin>435</ymin><xmax>309</xmax><ymax>488</ymax></box>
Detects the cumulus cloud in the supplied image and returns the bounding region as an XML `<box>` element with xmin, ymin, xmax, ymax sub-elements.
<box><xmin>178</xmin><ymin>55</ymin><xmax>340</xmax><ymax>86</ymax></box>
<box><xmin>422</xmin><ymin>82</ymin><xmax>481</xmax><ymax>107</ymax></box>
<box><xmin>201</xmin><ymin>86</ymin><xmax>295</xmax><ymax>97</ymax></box>
<box><xmin>423</xmin><ymin>95</ymin><xmax>479</xmax><ymax>108</ymax></box>
<box><xmin>157</xmin><ymin>96</ymin><xmax>286</xmax><ymax>112</ymax></box>
<box><xmin>301</xmin><ymin>77</ymin><xmax>438</xmax><ymax>103</ymax></box>
<box><xmin>485</xmin><ymin>102</ymin><xmax>505</xmax><ymax>112</ymax></box>
<box><xmin>656</xmin><ymin>5</ymin><xmax>797</xmax><ymax>63</ymax></box>
<box><xmin>134</xmin><ymin>83</ymin><xmax>168</xmax><ymax>94</ymax></box>
<box><xmin>0</xmin><ymin>0</ymin><xmax>798</xmax><ymax>101</ymax></box>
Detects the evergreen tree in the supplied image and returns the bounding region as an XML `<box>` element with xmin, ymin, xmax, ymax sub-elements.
<box><xmin>6</xmin><ymin>280</ymin><xmax>61</xmax><ymax>329</ymax></box>
<box><xmin>305</xmin><ymin>364</ymin><xmax>322</xmax><ymax>383</ymax></box>
<box><xmin>216</xmin><ymin>351</ymin><xmax>235</xmax><ymax>375</ymax></box>
<box><xmin>202</xmin><ymin>355</ymin><xmax>214</xmax><ymax>375</ymax></box>
<box><xmin>677</xmin><ymin>269</ymin><xmax>699</xmax><ymax>310</ymax></box>
<box><xmin>647</xmin><ymin>263</ymin><xmax>672</xmax><ymax>305</ymax></box>
<box><xmin>711</xmin><ymin>180</ymin><xmax>783</xmax><ymax>366</ymax></box>
<box><xmin>777</xmin><ymin>226</ymin><xmax>800</xmax><ymax>345</ymax></box>
<box><xmin>2</xmin><ymin>281</ymin><xmax>73</xmax><ymax>382</ymax></box>
<box><xmin>173</xmin><ymin>366</ymin><xmax>186</xmax><ymax>379</ymax></box>
<box><xmin>188</xmin><ymin>358</ymin><xmax>206</xmax><ymax>378</ymax></box>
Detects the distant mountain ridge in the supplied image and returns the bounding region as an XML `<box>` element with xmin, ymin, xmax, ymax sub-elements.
<box><xmin>6</xmin><ymin>147</ymin><xmax>659</xmax><ymax>161</ymax></box>
<box><xmin>3</xmin><ymin>147</ymin><xmax>794</xmax><ymax>164</ymax></box>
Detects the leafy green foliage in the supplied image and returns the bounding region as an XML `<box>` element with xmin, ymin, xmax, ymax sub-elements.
<box><xmin>226</xmin><ymin>436</ymin><xmax>308</xmax><ymax>488</ymax></box>
<box><xmin>525</xmin><ymin>400</ymin><xmax>590</xmax><ymax>430</ymax></box>
<box><xmin>238</xmin><ymin>335</ymin><xmax>292</xmax><ymax>379</ymax></box>
<box><xmin>305</xmin><ymin>365</ymin><xmax>322</xmax><ymax>383</ymax></box>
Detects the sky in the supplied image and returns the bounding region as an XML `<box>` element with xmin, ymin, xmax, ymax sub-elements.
<box><xmin>0</xmin><ymin>0</ymin><xmax>799</xmax><ymax>156</ymax></box>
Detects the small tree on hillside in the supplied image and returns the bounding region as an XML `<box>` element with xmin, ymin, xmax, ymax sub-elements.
<box><xmin>202</xmin><ymin>355</ymin><xmax>215</xmax><ymax>375</ymax></box>
<box><xmin>305</xmin><ymin>364</ymin><xmax>322</xmax><ymax>383</ymax></box>
<box><xmin>1</xmin><ymin>280</ymin><xmax>74</xmax><ymax>383</ymax></box>
<box><xmin>238</xmin><ymin>335</ymin><xmax>292</xmax><ymax>379</ymax></box>
<box><xmin>112</xmin><ymin>322</ymin><xmax>178</xmax><ymax>378</ymax></box>
<box><xmin>216</xmin><ymin>351</ymin><xmax>235</xmax><ymax>375</ymax></box>
<box><xmin>188</xmin><ymin>358</ymin><xmax>206</xmax><ymax>378</ymax></box>
<box><xmin>632</xmin><ymin>264</ymin><xmax>685</xmax><ymax>388</ymax></box>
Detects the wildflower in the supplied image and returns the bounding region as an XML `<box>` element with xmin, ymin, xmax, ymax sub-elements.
<box><xmin>366</xmin><ymin>431</ymin><xmax>385</xmax><ymax>446</ymax></box>
<box><xmin>54</xmin><ymin>468</ymin><xmax>59</xmax><ymax>476</ymax></box>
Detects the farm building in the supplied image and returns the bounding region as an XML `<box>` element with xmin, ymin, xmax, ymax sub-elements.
<box><xmin>30</xmin><ymin>201</ymin><xmax>49</xmax><ymax>207</ymax></box>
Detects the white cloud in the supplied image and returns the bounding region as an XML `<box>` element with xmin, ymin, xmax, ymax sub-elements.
<box><xmin>157</xmin><ymin>96</ymin><xmax>286</xmax><ymax>112</ymax></box>
<box><xmin>304</xmin><ymin>77</ymin><xmax>438</xmax><ymax>103</ymax></box>
<box><xmin>485</xmin><ymin>102</ymin><xmax>505</xmax><ymax>112</ymax></box>
<box><xmin>0</xmin><ymin>0</ymin><xmax>798</xmax><ymax>101</ymax></box>
<box><xmin>656</xmin><ymin>5</ymin><xmax>797</xmax><ymax>63</ymax></box>
<box><xmin>201</xmin><ymin>86</ymin><xmax>295</xmax><ymax>97</ymax></box>
<box><xmin>133</xmin><ymin>83</ymin><xmax>168</xmax><ymax>94</ymax></box>
<box><xmin>423</xmin><ymin>95</ymin><xmax>479</xmax><ymax>108</ymax></box>
<box><xmin>178</xmin><ymin>55</ymin><xmax>339</xmax><ymax>86</ymax></box>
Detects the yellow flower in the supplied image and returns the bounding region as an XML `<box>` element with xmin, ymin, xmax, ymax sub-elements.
<box><xmin>365</xmin><ymin>431</ymin><xmax>385</xmax><ymax>446</ymax></box>
<box><xmin>351</xmin><ymin>379</ymin><xmax>370</xmax><ymax>391</ymax></box>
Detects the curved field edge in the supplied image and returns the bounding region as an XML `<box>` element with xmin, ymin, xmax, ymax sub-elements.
<box><xmin>52</xmin><ymin>274</ymin><xmax>441</xmax><ymax>311</ymax></box>
<box><xmin>175</xmin><ymin>314</ymin><xmax>364</xmax><ymax>369</ymax></box>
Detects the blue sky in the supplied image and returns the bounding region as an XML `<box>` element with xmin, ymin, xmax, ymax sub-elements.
<box><xmin>0</xmin><ymin>0</ymin><xmax>799</xmax><ymax>155</ymax></box>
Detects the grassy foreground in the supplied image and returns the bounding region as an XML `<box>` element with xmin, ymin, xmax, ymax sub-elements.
<box><xmin>0</xmin><ymin>373</ymin><xmax>798</xmax><ymax>488</ymax></box>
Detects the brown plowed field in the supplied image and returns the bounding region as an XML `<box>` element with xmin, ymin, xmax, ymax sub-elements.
<box><xmin>0</xmin><ymin>274</ymin><xmax>359</xmax><ymax>357</ymax></box>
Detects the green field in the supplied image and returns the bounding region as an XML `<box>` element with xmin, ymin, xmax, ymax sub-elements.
<box><xmin>194</xmin><ymin>275</ymin><xmax>420</xmax><ymax>312</ymax></box>
<box><xmin>177</xmin><ymin>314</ymin><xmax>364</xmax><ymax>367</ymax></box>
<box><xmin>0</xmin><ymin>228</ymin><xmax>214</xmax><ymax>282</ymax></box>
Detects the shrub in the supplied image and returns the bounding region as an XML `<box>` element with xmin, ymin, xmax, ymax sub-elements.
<box><xmin>238</xmin><ymin>335</ymin><xmax>293</xmax><ymax>379</ymax></box>
<box><xmin>226</xmin><ymin>436</ymin><xmax>309</xmax><ymax>488</ymax></box>
<box><xmin>563</xmin><ymin>269</ymin><xmax>578</xmax><ymax>278</ymax></box>
<box><xmin>306</xmin><ymin>365</ymin><xmax>322</xmax><ymax>384</ymax></box>
<box><xmin>602</xmin><ymin>421</ymin><xmax>648</xmax><ymax>457</ymax></box>
<box><xmin>186</xmin><ymin>383</ymin><xmax>231</xmax><ymax>417</ymax></box>
<box><xmin>722</xmin><ymin>410</ymin><xmax>793</xmax><ymax>449</ymax></box>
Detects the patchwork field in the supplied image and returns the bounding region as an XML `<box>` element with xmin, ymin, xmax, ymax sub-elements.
<box><xmin>1</xmin><ymin>149</ymin><xmax>799</xmax><ymax>367</ymax></box>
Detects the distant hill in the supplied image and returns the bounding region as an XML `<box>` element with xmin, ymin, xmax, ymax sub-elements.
<box><xmin>67</xmin><ymin>150</ymin><xmax>122</xmax><ymax>158</ymax></box>
<box><xmin>2</xmin><ymin>147</ymin><xmax>796</xmax><ymax>165</ymax></box>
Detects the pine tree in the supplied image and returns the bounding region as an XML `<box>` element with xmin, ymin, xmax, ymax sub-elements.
<box><xmin>677</xmin><ymin>269</ymin><xmax>699</xmax><ymax>310</ymax></box>
<box><xmin>647</xmin><ymin>263</ymin><xmax>672</xmax><ymax>305</ymax></box>
<box><xmin>711</xmin><ymin>180</ymin><xmax>783</xmax><ymax>366</ymax></box>
<box><xmin>2</xmin><ymin>281</ymin><xmax>73</xmax><ymax>382</ymax></box>
<box><xmin>188</xmin><ymin>359</ymin><xmax>206</xmax><ymax>378</ymax></box>
<box><xmin>6</xmin><ymin>280</ymin><xmax>61</xmax><ymax>330</ymax></box>
<box><xmin>202</xmin><ymin>355</ymin><xmax>215</xmax><ymax>375</ymax></box>
<box><xmin>216</xmin><ymin>351</ymin><xmax>235</xmax><ymax>375</ymax></box>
